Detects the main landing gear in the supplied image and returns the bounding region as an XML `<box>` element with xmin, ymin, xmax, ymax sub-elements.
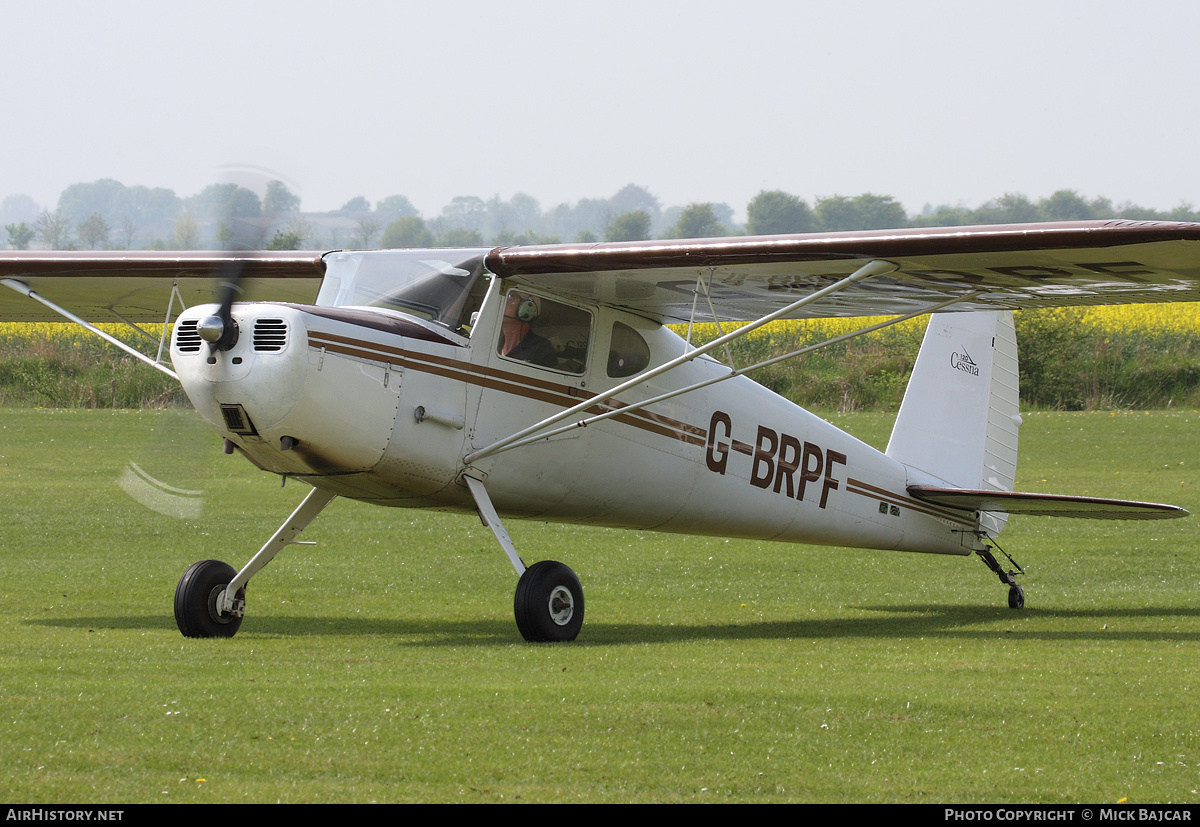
<box><xmin>465</xmin><ymin>475</ymin><xmax>585</xmax><ymax>642</ymax></box>
<box><xmin>976</xmin><ymin>541</ymin><xmax>1026</xmax><ymax>610</ymax></box>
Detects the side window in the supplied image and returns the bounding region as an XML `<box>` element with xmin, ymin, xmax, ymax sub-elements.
<box><xmin>608</xmin><ymin>322</ymin><xmax>651</xmax><ymax>378</ymax></box>
<box><xmin>497</xmin><ymin>290</ymin><xmax>591</xmax><ymax>374</ymax></box>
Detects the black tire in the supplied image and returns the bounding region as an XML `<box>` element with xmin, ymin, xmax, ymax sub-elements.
<box><xmin>1008</xmin><ymin>584</ymin><xmax>1025</xmax><ymax>610</ymax></box>
<box><xmin>514</xmin><ymin>560</ymin><xmax>584</xmax><ymax>642</ymax></box>
<box><xmin>175</xmin><ymin>559</ymin><xmax>244</xmax><ymax>638</ymax></box>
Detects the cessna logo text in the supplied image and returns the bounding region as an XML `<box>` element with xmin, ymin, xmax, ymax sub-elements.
<box><xmin>705</xmin><ymin>411</ymin><xmax>846</xmax><ymax>508</ymax></box>
<box><xmin>951</xmin><ymin>348</ymin><xmax>979</xmax><ymax>376</ymax></box>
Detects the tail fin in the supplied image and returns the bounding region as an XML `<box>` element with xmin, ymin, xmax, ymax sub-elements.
<box><xmin>886</xmin><ymin>310</ymin><xmax>1021</xmax><ymax>534</ymax></box>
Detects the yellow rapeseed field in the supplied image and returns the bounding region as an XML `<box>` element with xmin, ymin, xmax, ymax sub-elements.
<box><xmin>677</xmin><ymin>302</ymin><xmax>1200</xmax><ymax>345</ymax></box>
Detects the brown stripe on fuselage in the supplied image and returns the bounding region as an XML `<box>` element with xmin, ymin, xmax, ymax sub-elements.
<box><xmin>846</xmin><ymin>477</ymin><xmax>976</xmax><ymax>527</ymax></box>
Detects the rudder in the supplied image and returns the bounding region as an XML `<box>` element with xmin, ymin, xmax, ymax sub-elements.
<box><xmin>886</xmin><ymin>310</ymin><xmax>1021</xmax><ymax>534</ymax></box>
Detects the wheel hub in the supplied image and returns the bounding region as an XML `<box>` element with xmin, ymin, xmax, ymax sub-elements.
<box><xmin>548</xmin><ymin>586</ymin><xmax>575</xmax><ymax>626</ymax></box>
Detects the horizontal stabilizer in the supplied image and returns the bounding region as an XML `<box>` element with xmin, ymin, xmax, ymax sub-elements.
<box><xmin>908</xmin><ymin>486</ymin><xmax>1189</xmax><ymax>520</ymax></box>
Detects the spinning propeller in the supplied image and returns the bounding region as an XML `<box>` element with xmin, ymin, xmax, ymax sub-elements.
<box><xmin>120</xmin><ymin>165</ymin><xmax>307</xmax><ymax>518</ymax></box>
<box><xmin>197</xmin><ymin>271</ymin><xmax>244</xmax><ymax>354</ymax></box>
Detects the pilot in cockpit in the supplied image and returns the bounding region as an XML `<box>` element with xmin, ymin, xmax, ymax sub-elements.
<box><xmin>498</xmin><ymin>291</ymin><xmax>558</xmax><ymax>368</ymax></box>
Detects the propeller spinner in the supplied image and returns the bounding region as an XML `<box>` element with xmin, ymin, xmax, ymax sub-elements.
<box><xmin>198</xmin><ymin>277</ymin><xmax>244</xmax><ymax>353</ymax></box>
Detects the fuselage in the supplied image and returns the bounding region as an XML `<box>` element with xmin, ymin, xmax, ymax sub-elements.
<box><xmin>170</xmin><ymin>250</ymin><xmax>983</xmax><ymax>557</ymax></box>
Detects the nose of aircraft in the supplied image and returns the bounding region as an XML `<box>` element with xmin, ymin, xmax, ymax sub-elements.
<box><xmin>170</xmin><ymin>303</ymin><xmax>400</xmax><ymax>477</ymax></box>
<box><xmin>173</xmin><ymin>303</ymin><xmax>308</xmax><ymax>434</ymax></box>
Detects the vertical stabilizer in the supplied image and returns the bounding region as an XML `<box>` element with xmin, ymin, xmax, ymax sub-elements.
<box><xmin>886</xmin><ymin>310</ymin><xmax>1021</xmax><ymax>534</ymax></box>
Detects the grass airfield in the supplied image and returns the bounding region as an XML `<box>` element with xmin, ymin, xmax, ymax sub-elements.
<box><xmin>0</xmin><ymin>407</ymin><xmax>1197</xmax><ymax>803</ymax></box>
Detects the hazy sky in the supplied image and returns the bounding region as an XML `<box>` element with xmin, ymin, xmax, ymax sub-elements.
<box><xmin>6</xmin><ymin>0</ymin><xmax>1200</xmax><ymax>221</ymax></box>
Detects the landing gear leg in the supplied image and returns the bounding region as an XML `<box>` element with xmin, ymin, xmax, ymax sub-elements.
<box><xmin>174</xmin><ymin>486</ymin><xmax>337</xmax><ymax>638</ymax></box>
<box><xmin>464</xmin><ymin>474</ymin><xmax>585</xmax><ymax>642</ymax></box>
<box><xmin>976</xmin><ymin>542</ymin><xmax>1025</xmax><ymax>610</ymax></box>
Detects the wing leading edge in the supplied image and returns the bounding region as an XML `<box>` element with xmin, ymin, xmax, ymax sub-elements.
<box><xmin>0</xmin><ymin>250</ymin><xmax>327</xmax><ymax>322</ymax></box>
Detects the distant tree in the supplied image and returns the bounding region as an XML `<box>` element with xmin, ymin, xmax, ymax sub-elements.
<box><xmin>187</xmin><ymin>184</ymin><xmax>261</xmax><ymax>219</ymax></box>
<box><xmin>5</xmin><ymin>221</ymin><xmax>34</xmax><ymax>249</ymax></box>
<box><xmin>172</xmin><ymin>210</ymin><xmax>199</xmax><ymax>249</ymax></box>
<box><xmin>815</xmin><ymin>193</ymin><xmax>906</xmax><ymax>231</ymax></box>
<box><xmin>1036</xmin><ymin>188</ymin><xmax>1108</xmax><ymax>220</ymax></box>
<box><xmin>340</xmin><ymin>195</ymin><xmax>371</xmax><ymax>214</ymax></box>
<box><xmin>116</xmin><ymin>216</ymin><xmax>137</xmax><ymax>249</ymax></box>
<box><xmin>266</xmin><ymin>217</ymin><xmax>314</xmax><ymax>250</ymax></box>
<box><xmin>0</xmin><ymin>194</ymin><xmax>40</xmax><ymax>227</ymax></box>
<box><xmin>58</xmin><ymin>179</ymin><xmax>126</xmax><ymax>224</ymax></box>
<box><xmin>508</xmin><ymin>193</ymin><xmax>542</xmax><ymax>229</ymax></box>
<box><xmin>263</xmin><ymin>180</ymin><xmax>301</xmax><ymax>214</ymax></box>
<box><xmin>1168</xmin><ymin>202</ymin><xmax>1200</xmax><ymax>222</ymax></box>
<box><xmin>746</xmin><ymin>190</ymin><xmax>814</xmax><ymax>235</ymax></box>
<box><xmin>710</xmin><ymin>202</ymin><xmax>738</xmax><ymax>232</ymax></box>
<box><xmin>666</xmin><ymin>203</ymin><xmax>726</xmax><ymax>239</ymax></box>
<box><xmin>77</xmin><ymin>212</ymin><xmax>111</xmax><ymax>249</ymax></box>
<box><xmin>35</xmin><ymin>209</ymin><xmax>71</xmax><ymax>249</ymax></box>
<box><xmin>356</xmin><ymin>214</ymin><xmax>382</xmax><ymax>248</ymax></box>
<box><xmin>491</xmin><ymin>229</ymin><xmax>559</xmax><ymax>246</ymax></box>
<box><xmin>970</xmin><ymin>193</ymin><xmax>1041</xmax><ymax>224</ymax></box>
<box><xmin>911</xmin><ymin>203</ymin><xmax>974</xmax><ymax>227</ymax></box>
<box><xmin>605</xmin><ymin>209</ymin><xmax>652</xmax><ymax>242</ymax></box>
<box><xmin>610</xmin><ymin>184</ymin><xmax>660</xmax><ymax>218</ymax></box>
<box><xmin>437</xmin><ymin>226</ymin><xmax>485</xmax><ymax>247</ymax></box>
<box><xmin>215</xmin><ymin>222</ymin><xmax>235</xmax><ymax>249</ymax></box>
<box><xmin>441</xmin><ymin>196</ymin><xmax>487</xmax><ymax>232</ymax></box>
<box><xmin>574</xmin><ymin>229</ymin><xmax>598</xmax><ymax>243</ymax></box>
<box><xmin>380</xmin><ymin>216</ymin><xmax>434</xmax><ymax>248</ymax></box>
<box><xmin>1038</xmin><ymin>189</ymin><xmax>1095</xmax><ymax>221</ymax></box>
<box><xmin>376</xmin><ymin>194</ymin><xmax>419</xmax><ymax>217</ymax></box>
<box><xmin>122</xmin><ymin>185</ymin><xmax>181</xmax><ymax>227</ymax></box>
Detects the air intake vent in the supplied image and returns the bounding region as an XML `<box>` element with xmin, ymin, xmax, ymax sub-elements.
<box><xmin>175</xmin><ymin>319</ymin><xmax>202</xmax><ymax>352</ymax></box>
<box><xmin>219</xmin><ymin>403</ymin><xmax>258</xmax><ymax>435</ymax></box>
<box><xmin>253</xmin><ymin>318</ymin><xmax>288</xmax><ymax>352</ymax></box>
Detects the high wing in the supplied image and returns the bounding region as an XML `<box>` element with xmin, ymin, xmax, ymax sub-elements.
<box><xmin>4</xmin><ymin>220</ymin><xmax>1200</xmax><ymax>325</ymax></box>
<box><xmin>0</xmin><ymin>250</ymin><xmax>326</xmax><ymax>322</ymax></box>
<box><xmin>485</xmin><ymin>220</ymin><xmax>1200</xmax><ymax>322</ymax></box>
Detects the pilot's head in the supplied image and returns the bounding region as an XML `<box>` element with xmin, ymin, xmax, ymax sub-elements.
<box><xmin>505</xmin><ymin>291</ymin><xmax>540</xmax><ymax>323</ymax></box>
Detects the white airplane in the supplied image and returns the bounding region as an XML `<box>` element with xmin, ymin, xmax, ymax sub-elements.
<box><xmin>2</xmin><ymin>220</ymin><xmax>1196</xmax><ymax>641</ymax></box>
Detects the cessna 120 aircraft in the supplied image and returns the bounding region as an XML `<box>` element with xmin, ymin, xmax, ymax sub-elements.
<box><xmin>1</xmin><ymin>220</ymin><xmax>1197</xmax><ymax>641</ymax></box>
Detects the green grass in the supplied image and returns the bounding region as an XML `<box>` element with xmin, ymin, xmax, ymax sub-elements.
<box><xmin>0</xmin><ymin>408</ymin><xmax>1197</xmax><ymax>803</ymax></box>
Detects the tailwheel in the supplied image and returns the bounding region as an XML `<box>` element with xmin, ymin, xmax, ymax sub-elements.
<box><xmin>175</xmin><ymin>559</ymin><xmax>245</xmax><ymax>638</ymax></box>
<box><xmin>977</xmin><ymin>541</ymin><xmax>1026</xmax><ymax>610</ymax></box>
<box><xmin>514</xmin><ymin>560</ymin><xmax>584</xmax><ymax>642</ymax></box>
<box><xmin>1008</xmin><ymin>584</ymin><xmax>1025</xmax><ymax>610</ymax></box>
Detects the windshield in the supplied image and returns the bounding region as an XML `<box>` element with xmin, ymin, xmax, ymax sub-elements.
<box><xmin>316</xmin><ymin>248</ymin><xmax>490</xmax><ymax>332</ymax></box>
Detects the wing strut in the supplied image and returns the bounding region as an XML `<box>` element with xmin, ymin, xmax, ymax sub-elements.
<box><xmin>685</xmin><ymin>267</ymin><xmax>738</xmax><ymax>366</ymax></box>
<box><xmin>1</xmin><ymin>278</ymin><xmax>180</xmax><ymax>380</ymax></box>
<box><xmin>464</xmin><ymin>259</ymin><xmax>899</xmax><ymax>464</ymax></box>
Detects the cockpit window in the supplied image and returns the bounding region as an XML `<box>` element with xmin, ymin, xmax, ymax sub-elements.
<box><xmin>316</xmin><ymin>248</ymin><xmax>489</xmax><ymax>334</ymax></box>
<box><xmin>497</xmin><ymin>290</ymin><xmax>591</xmax><ymax>374</ymax></box>
<box><xmin>608</xmin><ymin>322</ymin><xmax>651</xmax><ymax>378</ymax></box>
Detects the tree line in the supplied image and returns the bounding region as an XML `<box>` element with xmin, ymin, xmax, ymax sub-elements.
<box><xmin>5</xmin><ymin>178</ymin><xmax>1200</xmax><ymax>252</ymax></box>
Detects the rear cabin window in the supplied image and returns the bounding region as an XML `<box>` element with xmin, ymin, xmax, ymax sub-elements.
<box><xmin>497</xmin><ymin>291</ymin><xmax>591</xmax><ymax>374</ymax></box>
<box><xmin>607</xmin><ymin>322</ymin><xmax>651</xmax><ymax>378</ymax></box>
